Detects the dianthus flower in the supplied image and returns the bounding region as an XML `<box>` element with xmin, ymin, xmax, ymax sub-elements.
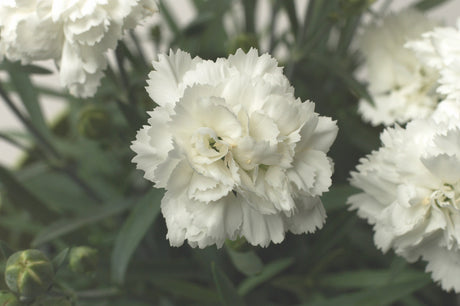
<box><xmin>349</xmin><ymin>100</ymin><xmax>460</xmax><ymax>292</ymax></box>
<box><xmin>131</xmin><ymin>49</ymin><xmax>338</xmax><ymax>248</ymax></box>
<box><xmin>0</xmin><ymin>0</ymin><xmax>158</xmax><ymax>97</ymax></box>
<box><xmin>358</xmin><ymin>9</ymin><xmax>439</xmax><ymax>126</ymax></box>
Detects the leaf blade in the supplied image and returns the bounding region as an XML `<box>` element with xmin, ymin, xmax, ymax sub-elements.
<box><xmin>111</xmin><ymin>188</ymin><xmax>163</xmax><ymax>284</ymax></box>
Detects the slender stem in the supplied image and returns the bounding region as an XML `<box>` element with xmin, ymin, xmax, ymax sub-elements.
<box><xmin>268</xmin><ymin>1</ymin><xmax>280</xmax><ymax>53</ymax></box>
<box><xmin>115</xmin><ymin>45</ymin><xmax>137</xmax><ymax>106</ymax></box>
<box><xmin>0</xmin><ymin>132</ymin><xmax>29</xmax><ymax>151</ymax></box>
<box><xmin>57</xmin><ymin>165</ymin><xmax>104</xmax><ymax>203</ymax></box>
<box><xmin>129</xmin><ymin>30</ymin><xmax>148</xmax><ymax>68</ymax></box>
<box><xmin>0</xmin><ymin>82</ymin><xmax>61</xmax><ymax>159</ymax></box>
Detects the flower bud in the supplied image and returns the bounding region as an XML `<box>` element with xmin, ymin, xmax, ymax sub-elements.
<box><xmin>69</xmin><ymin>247</ymin><xmax>98</xmax><ymax>274</ymax></box>
<box><xmin>31</xmin><ymin>295</ymin><xmax>72</xmax><ymax>306</ymax></box>
<box><xmin>4</xmin><ymin>250</ymin><xmax>54</xmax><ymax>300</ymax></box>
<box><xmin>0</xmin><ymin>291</ymin><xmax>21</xmax><ymax>306</ymax></box>
<box><xmin>77</xmin><ymin>105</ymin><xmax>112</xmax><ymax>140</ymax></box>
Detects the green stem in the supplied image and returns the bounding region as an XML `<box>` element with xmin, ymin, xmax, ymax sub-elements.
<box><xmin>0</xmin><ymin>82</ymin><xmax>61</xmax><ymax>159</ymax></box>
<box><xmin>129</xmin><ymin>30</ymin><xmax>148</xmax><ymax>68</ymax></box>
<box><xmin>115</xmin><ymin>45</ymin><xmax>137</xmax><ymax>106</ymax></box>
<box><xmin>0</xmin><ymin>132</ymin><xmax>28</xmax><ymax>152</ymax></box>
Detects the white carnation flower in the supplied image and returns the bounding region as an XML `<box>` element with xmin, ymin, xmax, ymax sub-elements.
<box><xmin>348</xmin><ymin>100</ymin><xmax>460</xmax><ymax>292</ymax></box>
<box><xmin>358</xmin><ymin>9</ymin><xmax>440</xmax><ymax>126</ymax></box>
<box><xmin>407</xmin><ymin>18</ymin><xmax>460</xmax><ymax>102</ymax></box>
<box><xmin>131</xmin><ymin>48</ymin><xmax>338</xmax><ymax>248</ymax></box>
<box><xmin>0</xmin><ymin>0</ymin><xmax>158</xmax><ymax>97</ymax></box>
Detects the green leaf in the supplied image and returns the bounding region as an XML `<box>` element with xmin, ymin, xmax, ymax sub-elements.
<box><xmin>32</xmin><ymin>197</ymin><xmax>134</xmax><ymax>246</ymax></box>
<box><xmin>111</xmin><ymin>188</ymin><xmax>163</xmax><ymax>284</ymax></box>
<box><xmin>0</xmin><ymin>241</ymin><xmax>14</xmax><ymax>260</ymax></box>
<box><xmin>158</xmin><ymin>0</ymin><xmax>180</xmax><ymax>37</ymax></box>
<box><xmin>242</xmin><ymin>0</ymin><xmax>256</xmax><ymax>33</ymax></box>
<box><xmin>52</xmin><ymin>247</ymin><xmax>70</xmax><ymax>272</ymax></box>
<box><xmin>238</xmin><ymin>257</ymin><xmax>294</xmax><ymax>296</ymax></box>
<box><xmin>225</xmin><ymin>246</ymin><xmax>263</xmax><ymax>277</ymax></box>
<box><xmin>3</xmin><ymin>60</ymin><xmax>49</xmax><ymax>138</ymax></box>
<box><xmin>0</xmin><ymin>164</ymin><xmax>57</xmax><ymax>223</ymax></box>
<box><xmin>212</xmin><ymin>262</ymin><xmax>246</xmax><ymax>306</ymax></box>
<box><xmin>307</xmin><ymin>277</ymin><xmax>430</xmax><ymax>306</ymax></box>
<box><xmin>19</xmin><ymin>166</ymin><xmax>99</xmax><ymax>213</ymax></box>
<box><xmin>319</xmin><ymin>269</ymin><xmax>428</xmax><ymax>290</ymax></box>
<box><xmin>321</xmin><ymin>184</ymin><xmax>359</xmax><ymax>212</ymax></box>
<box><xmin>414</xmin><ymin>0</ymin><xmax>448</xmax><ymax>11</ymax></box>
<box><xmin>151</xmin><ymin>278</ymin><xmax>219</xmax><ymax>303</ymax></box>
<box><xmin>280</xmin><ymin>0</ymin><xmax>298</xmax><ymax>34</ymax></box>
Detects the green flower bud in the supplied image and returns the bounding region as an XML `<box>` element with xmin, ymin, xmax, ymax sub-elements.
<box><xmin>31</xmin><ymin>295</ymin><xmax>72</xmax><ymax>306</ymax></box>
<box><xmin>0</xmin><ymin>290</ymin><xmax>21</xmax><ymax>306</ymax></box>
<box><xmin>4</xmin><ymin>250</ymin><xmax>54</xmax><ymax>300</ymax></box>
<box><xmin>69</xmin><ymin>247</ymin><xmax>98</xmax><ymax>274</ymax></box>
<box><xmin>227</xmin><ymin>33</ymin><xmax>259</xmax><ymax>54</ymax></box>
<box><xmin>77</xmin><ymin>105</ymin><xmax>112</xmax><ymax>140</ymax></box>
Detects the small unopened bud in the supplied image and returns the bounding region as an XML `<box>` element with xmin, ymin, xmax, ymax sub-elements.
<box><xmin>69</xmin><ymin>247</ymin><xmax>98</xmax><ymax>274</ymax></box>
<box><xmin>5</xmin><ymin>250</ymin><xmax>54</xmax><ymax>301</ymax></box>
<box><xmin>31</xmin><ymin>295</ymin><xmax>72</xmax><ymax>306</ymax></box>
<box><xmin>0</xmin><ymin>290</ymin><xmax>21</xmax><ymax>306</ymax></box>
<box><xmin>77</xmin><ymin>105</ymin><xmax>112</xmax><ymax>140</ymax></box>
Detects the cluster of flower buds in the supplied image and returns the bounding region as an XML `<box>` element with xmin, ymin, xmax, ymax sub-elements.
<box><xmin>1</xmin><ymin>246</ymin><xmax>98</xmax><ymax>305</ymax></box>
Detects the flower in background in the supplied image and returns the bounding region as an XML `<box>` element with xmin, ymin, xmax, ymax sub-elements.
<box><xmin>407</xmin><ymin>18</ymin><xmax>460</xmax><ymax>102</ymax></box>
<box><xmin>131</xmin><ymin>48</ymin><xmax>338</xmax><ymax>248</ymax></box>
<box><xmin>0</xmin><ymin>0</ymin><xmax>158</xmax><ymax>97</ymax></box>
<box><xmin>348</xmin><ymin>100</ymin><xmax>460</xmax><ymax>292</ymax></box>
<box><xmin>357</xmin><ymin>9</ymin><xmax>440</xmax><ymax>126</ymax></box>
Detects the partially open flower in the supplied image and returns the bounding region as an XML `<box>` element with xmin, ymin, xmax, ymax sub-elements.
<box><xmin>0</xmin><ymin>0</ymin><xmax>158</xmax><ymax>97</ymax></box>
<box><xmin>131</xmin><ymin>48</ymin><xmax>338</xmax><ymax>248</ymax></box>
<box><xmin>407</xmin><ymin>18</ymin><xmax>460</xmax><ymax>102</ymax></box>
<box><xmin>349</xmin><ymin>100</ymin><xmax>460</xmax><ymax>292</ymax></box>
<box><xmin>357</xmin><ymin>9</ymin><xmax>440</xmax><ymax>126</ymax></box>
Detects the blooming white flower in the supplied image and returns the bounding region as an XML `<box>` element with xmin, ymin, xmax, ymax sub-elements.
<box><xmin>348</xmin><ymin>100</ymin><xmax>460</xmax><ymax>292</ymax></box>
<box><xmin>357</xmin><ymin>9</ymin><xmax>440</xmax><ymax>126</ymax></box>
<box><xmin>131</xmin><ymin>48</ymin><xmax>338</xmax><ymax>248</ymax></box>
<box><xmin>407</xmin><ymin>18</ymin><xmax>460</xmax><ymax>102</ymax></box>
<box><xmin>0</xmin><ymin>0</ymin><xmax>158</xmax><ymax>97</ymax></box>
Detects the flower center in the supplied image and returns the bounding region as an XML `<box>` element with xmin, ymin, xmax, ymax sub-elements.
<box><xmin>190</xmin><ymin>127</ymin><xmax>229</xmax><ymax>164</ymax></box>
<box><xmin>429</xmin><ymin>183</ymin><xmax>460</xmax><ymax>210</ymax></box>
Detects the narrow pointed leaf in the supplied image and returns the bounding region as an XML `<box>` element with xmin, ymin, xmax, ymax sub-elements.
<box><xmin>52</xmin><ymin>247</ymin><xmax>70</xmax><ymax>272</ymax></box>
<box><xmin>238</xmin><ymin>257</ymin><xmax>294</xmax><ymax>296</ymax></box>
<box><xmin>212</xmin><ymin>262</ymin><xmax>246</xmax><ymax>306</ymax></box>
<box><xmin>32</xmin><ymin>197</ymin><xmax>134</xmax><ymax>246</ymax></box>
<box><xmin>226</xmin><ymin>247</ymin><xmax>263</xmax><ymax>277</ymax></box>
<box><xmin>111</xmin><ymin>188</ymin><xmax>163</xmax><ymax>284</ymax></box>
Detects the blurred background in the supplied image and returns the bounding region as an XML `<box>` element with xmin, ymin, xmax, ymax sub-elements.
<box><xmin>1</xmin><ymin>0</ymin><xmax>460</xmax><ymax>167</ymax></box>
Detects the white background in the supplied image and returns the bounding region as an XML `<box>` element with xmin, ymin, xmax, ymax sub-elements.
<box><xmin>1</xmin><ymin>0</ymin><xmax>459</xmax><ymax>167</ymax></box>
